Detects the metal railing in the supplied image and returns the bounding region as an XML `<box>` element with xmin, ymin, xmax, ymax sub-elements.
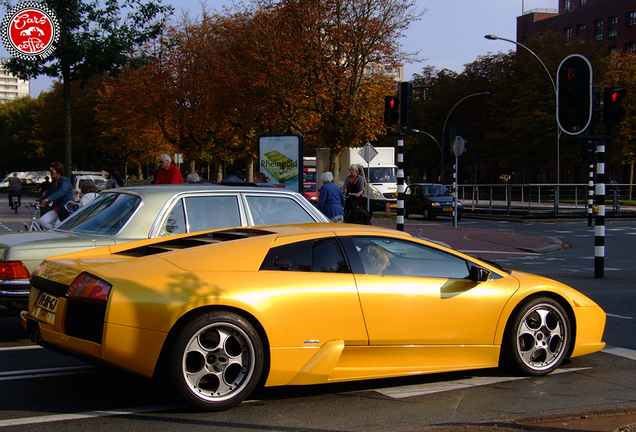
<box><xmin>454</xmin><ymin>183</ymin><xmax>631</xmax><ymax>216</ymax></box>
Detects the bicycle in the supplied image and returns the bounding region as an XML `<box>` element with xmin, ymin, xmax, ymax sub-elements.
<box><xmin>11</xmin><ymin>194</ymin><xmax>20</xmax><ymax>214</ymax></box>
<box><xmin>23</xmin><ymin>202</ymin><xmax>44</xmax><ymax>231</ymax></box>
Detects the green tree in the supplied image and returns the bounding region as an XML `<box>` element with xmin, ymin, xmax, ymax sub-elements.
<box><xmin>3</xmin><ymin>0</ymin><xmax>173</xmax><ymax>175</ymax></box>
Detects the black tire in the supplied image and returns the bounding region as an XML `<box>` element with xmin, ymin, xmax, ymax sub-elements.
<box><xmin>423</xmin><ymin>208</ymin><xmax>431</xmax><ymax>220</ymax></box>
<box><xmin>168</xmin><ymin>310</ymin><xmax>264</xmax><ymax>411</ymax></box>
<box><xmin>503</xmin><ymin>296</ymin><xmax>570</xmax><ymax>376</ymax></box>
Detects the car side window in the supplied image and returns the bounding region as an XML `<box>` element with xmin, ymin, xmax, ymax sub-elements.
<box><xmin>246</xmin><ymin>195</ymin><xmax>316</xmax><ymax>225</ymax></box>
<box><xmin>349</xmin><ymin>236</ymin><xmax>470</xmax><ymax>279</ymax></box>
<box><xmin>159</xmin><ymin>199</ymin><xmax>186</xmax><ymax>237</ymax></box>
<box><xmin>260</xmin><ymin>238</ymin><xmax>350</xmax><ymax>273</ymax></box>
<box><xmin>184</xmin><ymin>196</ymin><xmax>241</xmax><ymax>233</ymax></box>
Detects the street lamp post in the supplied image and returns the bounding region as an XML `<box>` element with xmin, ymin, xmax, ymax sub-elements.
<box><xmin>441</xmin><ymin>92</ymin><xmax>491</xmax><ymax>184</ymax></box>
<box><xmin>411</xmin><ymin>129</ymin><xmax>442</xmax><ymax>182</ymax></box>
<box><xmin>484</xmin><ymin>34</ymin><xmax>561</xmax><ymax>214</ymax></box>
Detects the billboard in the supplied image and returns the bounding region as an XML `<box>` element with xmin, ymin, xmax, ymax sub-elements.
<box><xmin>258</xmin><ymin>134</ymin><xmax>303</xmax><ymax>192</ymax></box>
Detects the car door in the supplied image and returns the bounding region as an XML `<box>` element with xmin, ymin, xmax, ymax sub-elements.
<box><xmin>258</xmin><ymin>237</ymin><xmax>368</xmax><ymax>347</ymax></box>
<box><xmin>341</xmin><ymin>236</ymin><xmax>517</xmax><ymax>346</ymax></box>
<box><xmin>406</xmin><ymin>185</ymin><xmax>422</xmax><ymax>215</ymax></box>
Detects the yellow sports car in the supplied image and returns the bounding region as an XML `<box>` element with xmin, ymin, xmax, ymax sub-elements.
<box><xmin>22</xmin><ymin>224</ymin><xmax>606</xmax><ymax>411</ymax></box>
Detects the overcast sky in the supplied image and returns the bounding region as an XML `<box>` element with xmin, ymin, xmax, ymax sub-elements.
<box><xmin>1</xmin><ymin>0</ymin><xmax>559</xmax><ymax>97</ymax></box>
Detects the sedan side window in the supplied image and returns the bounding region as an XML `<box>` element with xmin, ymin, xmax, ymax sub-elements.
<box><xmin>159</xmin><ymin>199</ymin><xmax>186</xmax><ymax>237</ymax></box>
<box><xmin>184</xmin><ymin>196</ymin><xmax>241</xmax><ymax>233</ymax></box>
<box><xmin>246</xmin><ymin>195</ymin><xmax>316</xmax><ymax>225</ymax></box>
<box><xmin>349</xmin><ymin>237</ymin><xmax>470</xmax><ymax>279</ymax></box>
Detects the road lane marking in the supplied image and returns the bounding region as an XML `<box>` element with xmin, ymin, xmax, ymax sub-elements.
<box><xmin>0</xmin><ymin>345</ymin><xmax>42</xmax><ymax>352</ymax></box>
<box><xmin>373</xmin><ymin>368</ymin><xmax>590</xmax><ymax>399</ymax></box>
<box><xmin>606</xmin><ymin>313</ymin><xmax>634</xmax><ymax>320</ymax></box>
<box><xmin>0</xmin><ymin>365</ymin><xmax>97</xmax><ymax>381</ymax></box>
<box><xmin>0</xmin><ymin>405</ymin><xmax>178</xmax><ymax>428</ymax></box>
<box><xmin>603</xmin><ymin>346</ymin><xmax>636</xmax><ymax>361</ymax></box>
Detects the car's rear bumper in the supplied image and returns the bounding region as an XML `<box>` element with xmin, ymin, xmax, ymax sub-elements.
<box><xmin>0</xmin><ymin>279</ymin><xmax>30</xmax><ymax>309</ymax></box>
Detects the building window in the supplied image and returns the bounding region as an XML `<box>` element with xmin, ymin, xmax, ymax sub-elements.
<box><xmin>628</xmin><ymin>11</ymin><xmax>636</xmax><ymax>28</ymax></box>
<box><xmin>580</xmin><ymin>0</ymin><xmax>586</xmax><ymax>5</ymax></box>
<box><xmin>594</xmin><ymin>19</ymin><xmax>603</xmax><ymax>41</ymax></box>
<box><xmin>608</xmin><ymin>16</ymin><xmax>618</xmax><ymax>38</ymax></box>
<box><xmin>626</xmin><ymin>42</ymin><xmax>635</xmax><ymax>53</ymax></box>
<box><xmin>576</xmin><ymin>24</ymin><xmax>586</xmax><ymax>43</ymax></box>
<box><xmin>563</xmin><ymin>0</ymin><xmax>571</xmax><ymax>10</ymax></box>
<box><xmin>565</xmin><ymin>27</ymin><xmax>573</xmax><ymax>42</ymax></box>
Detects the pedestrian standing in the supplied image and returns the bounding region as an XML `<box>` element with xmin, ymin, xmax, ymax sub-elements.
<box><xmin>343</xmin><ymin>164</ymin><xmax>365</xmax><ymax>223</ymax></box>
<box><xmin>317</xmin><ymin>171</ymin><xmax>345</xmax><ymax>223</ymax></box>
<box><xmin>154</xmin><ymin>154</ymin><xmax>183</xmax><ymax>184</ymax></box>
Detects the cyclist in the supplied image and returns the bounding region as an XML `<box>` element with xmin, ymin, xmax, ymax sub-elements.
<box><xmin>8</xmin><ymin>173</ymin><xmax>21</xmax><ymax>210</ymax></box>
<box><xmin>36</xmin><ymin>162</ymin><xmax>73</xmax><ymax>229</ymax></box>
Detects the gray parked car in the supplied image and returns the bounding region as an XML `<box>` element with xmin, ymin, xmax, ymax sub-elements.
<box><xmin>0</xmin><ymin>184</ymin><xmax>330</xmax><ymax>309</ymax></box>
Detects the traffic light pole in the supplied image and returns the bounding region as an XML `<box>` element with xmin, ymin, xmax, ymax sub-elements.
<box><xmin>397</xmin><ymin>133</ymin><xmax>405</xmax><ymax>232</ymax></box>
<box><xmin>595</xmin><ymin>139</ymin><xmax>606</xmax><ymax>279</ymax></box>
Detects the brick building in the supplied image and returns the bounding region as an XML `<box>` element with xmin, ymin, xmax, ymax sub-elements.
<box><xmin>518</xmin><ymin>0</ymin><xmax>636</xmax><ymax>53</ymax></box>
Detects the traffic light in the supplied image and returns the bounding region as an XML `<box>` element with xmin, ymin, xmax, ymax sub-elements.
<box><xmin>581</xmin><ymin>139</ymin><xmax>596</xmax><ymax>161</ymax></box>
<box><xmin>384</xmin><ymin>95</ymin><xmax>399</xmax><ymax>126</ymax></box>
<box><xmin>557</xmin><ymin>54</ymin><xmax>593</xmax><ymax>135</ymax></box>
<box><xmin>603</xmin><ymin>87</ymin><xmax>627</xmax><ymax>127</ymax></box>
<box><xmin>399</xmin><ymin>82</ymin><xmax>413</xmax><ymax>126</ymax></box>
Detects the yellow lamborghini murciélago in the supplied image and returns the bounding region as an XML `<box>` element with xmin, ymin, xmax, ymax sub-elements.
<box><xmin>22</xmin><ymin>224</ymin><xmax>606</xmax><ymax>411</ymax></box>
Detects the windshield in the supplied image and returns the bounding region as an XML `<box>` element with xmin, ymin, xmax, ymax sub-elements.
<box><xmin>424</xmin><ymin>185</ymin><xmax>452</xmax><ymax>196</ymax></box>
<box><xmin>57</xmin><ymin>192</ymin><xmax>142</xmax><ymax>235</ymax></box>
<box><xmin>366</xmin><ymin>168</ymin><xmax>396</xmax><ymax>183</ymax></box>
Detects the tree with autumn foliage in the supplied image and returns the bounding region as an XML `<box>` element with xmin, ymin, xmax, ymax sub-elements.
<box><xmin>98</xmin><ymin>0</ymin><xmax>424</xmax><ymax>179</ymax></box>
<box><xmin>601</xmin><ymin>50</ymin><xmax>636</xmax><ymax>197</ymax></box>
<box><xmin>3</xmin><ymin>0</ymin><xmax>173</xmax><ymax>176</ymax></box>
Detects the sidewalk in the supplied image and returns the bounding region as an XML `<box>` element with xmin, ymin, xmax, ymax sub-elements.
<box><xmin>370</xmin><ymin>217</ymin><xmax>563</xmax><ymax>257</ymax></box>
<box><xmin>424</xmin><ymin>409</ymin><xmax>636</xmax><ymax>432</ymax></box>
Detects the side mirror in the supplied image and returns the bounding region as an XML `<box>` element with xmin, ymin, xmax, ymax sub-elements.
<box><xmin>470</xmin><ymin>265</ymin><xmax>491</xmax><ymax>283</ymax></box>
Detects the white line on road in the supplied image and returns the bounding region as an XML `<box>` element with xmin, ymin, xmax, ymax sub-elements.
<box><xmin>0</xmin><ymin>405</ymin><xmax>178</xmax><ymax>428</ymax></box>
<box><xmin>374</xmin><ymin>367</ymin><xmax>591</xmax><ymax>399</ymax></box>
<box><xmin>0</xmin><ymin>365</ymin><xmax>97</xmax><ymax>382</ymax></box>
<box><xmin>603</xmin><ymin>346</ymin><xmax>636</xmax><ymax>361</ymax></box>
<box><xmin>606</xmin><ymin>313</ymin><xmax>634</xmax><ymax>320</ymax></box>
<box><xmin>0</xmin><ymin>345</ymin><xmax>42</xmax><ymax>352</ymax></box>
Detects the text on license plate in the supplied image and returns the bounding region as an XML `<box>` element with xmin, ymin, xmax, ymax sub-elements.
<box><xmin>36</xmin><ymin>291</ymin><xmax>59</xmax><ymax>314</ymax></box>
<box><xmin>443</xmin><ymin>207</ymin><xmax>453</xmax><ymax>211</ymax></box>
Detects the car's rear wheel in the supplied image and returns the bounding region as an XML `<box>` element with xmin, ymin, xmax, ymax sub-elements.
<box><xmin>504</xmin><ymin>296</ymin><xmax>570</xmax><ymax>376</ymax></box>
<box><xmin>169</xmin><ymin>310</ymin><xmax>264</xmax><ymax>411</ymax></box>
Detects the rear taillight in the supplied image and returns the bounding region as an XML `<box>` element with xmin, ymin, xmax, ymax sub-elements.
<box><xmin>0</xmin><ymin>261</ymin><xmax>31</xmax><ymax>280</ymax></box>
<box><xmin>67</xmin><ymin>272</ymin><xmax>112</xmax><ymax>302</ymax></box>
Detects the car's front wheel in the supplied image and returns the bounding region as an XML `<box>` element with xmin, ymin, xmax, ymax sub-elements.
<box><xmin>504</xmin><ymin>296</ymin><xmax>570</xmax><ymax>376</ymax></box>
<box><xmin>169</xmin><ymin>310</ymin><xmax>264</xmax><ymax>411</ymax></box>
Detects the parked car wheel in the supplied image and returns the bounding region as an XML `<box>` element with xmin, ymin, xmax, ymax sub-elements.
<box><xmin>169</xmin><ymin>310</ymin><xmax>265</xmax><ymax>411</ymax></box>
<box><xmin>504</xmin><ymin>296</ymin><xmax>570</xmax><ymax>376</ymax></box>
<box><xmin>423</xmin><ymin>208</ymin><xmax>435</xmax><ymax>220</ymax></box>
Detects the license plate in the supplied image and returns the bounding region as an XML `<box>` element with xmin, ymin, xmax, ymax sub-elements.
<box><xmin>36</xmin><ymin>291</ymin><xmax>59</xmax><ymax>314</ymax></box>
<box><xmin>390</xmin><ymin>204</ymin><xmax>397</xmax><ymax>208</ymax></box>
<box><xmin>443</xmin><ymin>207</ymin><xmax>453</xmax><ymax>212</ymax></box>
